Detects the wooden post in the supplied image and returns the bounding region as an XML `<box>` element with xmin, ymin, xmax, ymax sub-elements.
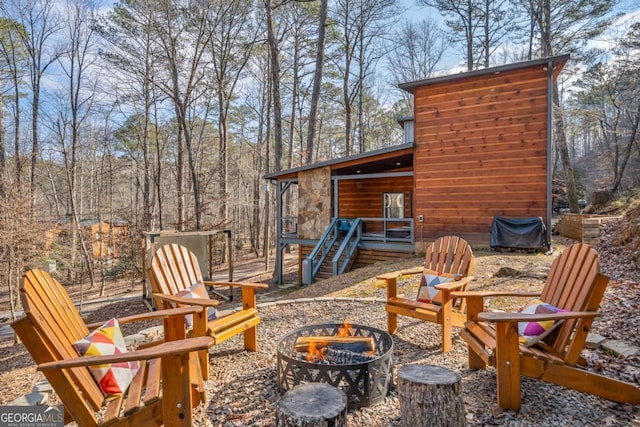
<box><xmin>397</xmin><ymin>364</ymin><xmax>465</xmax><ymax>427</ymax></box>
<box><xmin>276</xmin><ymin>383</ymin><xmax>347</xmax><ymax>427</ymax></box>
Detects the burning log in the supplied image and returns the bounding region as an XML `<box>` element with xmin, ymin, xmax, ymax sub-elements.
<box><xmin>294</xmin><ymin>336</ymin><xmax>375</xmax><ymax>353</ymax></box>
<box><xmin>325</xmin><ymin>347</ymin><xmax>377</xmax><ymax>364</ymax></box>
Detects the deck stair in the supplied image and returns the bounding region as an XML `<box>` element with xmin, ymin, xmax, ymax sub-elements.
<box><xmin>302</xmin><ymin>218</ymin><xmax>361</xmax><ymax>285</ymax></box>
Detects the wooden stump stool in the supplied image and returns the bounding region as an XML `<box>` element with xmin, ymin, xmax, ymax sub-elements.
<box><xmin>276</xmin><ymin>383</ymin><xmax>347</xmax><ymax>427</ymax></box>
<box><xmin>397</xmin><ymin>364</ymin><xmax>465</xmax><ymax>427</ymax></box>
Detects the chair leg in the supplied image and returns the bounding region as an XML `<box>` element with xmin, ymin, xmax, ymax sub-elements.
<box><xmin>242</xmin><ymin>288</ymin><xmax>258</xmax><ymax>351</ymax></box>
<box><xmin>441</xmin><ymin>296</ymin><xmax>453</xmax><ymax>352</ymax></box>
<box><xmin>388</xmin><ymin>311</ymin><xmax>398</xmax><ymax>334</ymax></box>
<box><xmin>468</xmin><ymin>349</ymin><xmax>486</xmax><ymax>370</ymax></box>
<box><xmin>442</xmin><ymin>322</ymin><xmax>452</xmax><ymax>352</ymax></box>
<box><xmin>244</xmin><ymin>326</ymin><xmax>258</xmax><ymax>351</ymax></box>
<box><xmin>162</xmin><ymin>352</ymin><xmax>194</xmax><ymax>426</ymax></box>
<box><xmin>495</xmin><ymin>322</ymin><xmax>521</xmax><ymax>411</ymax></box>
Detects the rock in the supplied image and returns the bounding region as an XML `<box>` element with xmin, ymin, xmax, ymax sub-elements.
<box><xmin>493</xmin><ymin>266</ymin><xmax>522</xmax><ymax>277</ymax></box>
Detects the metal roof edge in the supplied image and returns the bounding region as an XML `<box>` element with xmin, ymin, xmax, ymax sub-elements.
<box><xmin>398</xmin><ymin>54</ymin><xmax>571</xmax><ymax>93</ymax></box>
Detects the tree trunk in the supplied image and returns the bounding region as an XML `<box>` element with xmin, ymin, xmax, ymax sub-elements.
<box><xmin>266</xmin><ymin>0</ymin><xmax>283</xmax><ymax>172</ymax></box>
<box><xmin>553</xmin><ymin>85</ymin><xmax>580</xmax><ymax>213</ymax></box>
<box><xmin>276</xmin><ymin>383</ymin><xmax>347</xmax><ymax>427</ymax></box>
<box><xmin>397</xmin><ymin>364</ymin><xmax>465</xmax><ymax>427</ymax></box>
<box><xmin>306</xmin><ymin>0</ymin><xmax>328</xmax><ymax>164</ymax></box>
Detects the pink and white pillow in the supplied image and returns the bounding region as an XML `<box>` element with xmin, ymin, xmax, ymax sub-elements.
<box><xmin>518</xmin><ymin>299</ymin><xmax>568</xmax><ymax>347</ymax></box>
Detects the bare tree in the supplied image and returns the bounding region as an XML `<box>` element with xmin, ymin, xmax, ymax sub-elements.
<box><xmin>305</xmin><ymin>0</ymin><xmax>327</xmax><ymax>164</ymax></box>
<box><xmin>386</xmin><ymin>18</ymin><xmax>450</xmax><ymax>111</ymax></box>
<box><xmin>0</xmin><ymin>18</ymin><xmax>29</xmax><ymax>198</ymax></box>
<box><xmin>206</xmin><ymin>0</ymin><xmax>257</xmax><ymax>225</ymax></box>
<box><xmin>475</xmin><ymin>0</ymin><xmax>514</xmax><ymax>67</ymax></box>
<box><xmin>53</xmin><ymin>0</ymin><xmax>99</xmax><ymax>297</ymax></box>
<box><xmin>332</xmin><ymin>0</ymin><xmax>399</xmax><ymax>155</ymax></box>
<box><xmin>1</xmin><ymin>0</ymin><xmax>63</xmax><ymax>216</ymax></box>
<box><xmin>521</xmin><ymin>0</ymin><xmax>617</xmax><ymax>211</ymax></box>
<box><xmin>98</xmin><ymin>0</ymin><xmax>164</xmax><ymax>232</ymax></box>
<box><xmin>420</xmin><ymin>0</ymin><xmax>483</xmax><ymax>71</ymax></box>
<box><xmin>571</xmin><ymin>25</ymin><xmax>640</xmax><ymax>197</ymax></box>
<box><xmin>282</xmin><ymin>2</ymin><xmax>315</xmax><ymax>170</ymax></box>
<box><xmin>151</xmin><ymin>0</ymin><xmax>214</xmax><ymax>230</ymax></box>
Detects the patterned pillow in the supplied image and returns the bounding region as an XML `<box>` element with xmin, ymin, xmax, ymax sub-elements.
<box><xmin>73</xmin><ymin>318</ymin><xmax>139</xmax><ymax>396</ymax></box>
<box><xmin>175</xmin><ymin>282</ymin><xmax>219</xmax><ymax>328</ymax></box>
<box><xmin>518</xmin><ymin>299</ymin><xmax>568</xmax><ymax>347</ymax></box>
<box><xmin>416</xmin><ymin>269</ymin><xmax>460</xmax><ymax>305</ymax></box>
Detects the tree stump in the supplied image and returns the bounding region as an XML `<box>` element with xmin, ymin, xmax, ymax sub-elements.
<box><xmin>397</xmin><ymin>364</ymin><xmax>465</xmax><ymax>427</ymax></box>
<box><xmin>276</xmin><ymin>383</ymin><xmax>347</xmax><ymax>427</ymax></box>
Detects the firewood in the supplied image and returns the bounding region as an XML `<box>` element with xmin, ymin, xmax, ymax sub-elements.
<box><xmin>294</xmin><ymin>336</ymin><xmax>375</xmax><ymax>353</ymax></box>
<box><xmin>325</xmin><ymin>347</ymin><xmax>377</xmax><ymax>364</ymax></box>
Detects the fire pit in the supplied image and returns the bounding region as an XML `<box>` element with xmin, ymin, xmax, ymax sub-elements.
<box><xmin>276</xmin><ymin>323</ymin><xmax>394</xmax><ymax>409</ymax></box>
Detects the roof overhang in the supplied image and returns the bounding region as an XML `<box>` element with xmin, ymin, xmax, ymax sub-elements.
<box><xmin>264</xmin><ymin>142</ymin><xmax>415</xmax><ymax>181</ymax></box>
<box><xmin>398</xmin><ymin>54</ymin><xmax>570</xmax><ymax>94</ymax></box>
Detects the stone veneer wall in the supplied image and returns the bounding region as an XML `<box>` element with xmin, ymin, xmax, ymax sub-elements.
<box><xmin>298</xmin><ymin>166</ymin><xmax>331</xmax><ymax>240</ymax></box>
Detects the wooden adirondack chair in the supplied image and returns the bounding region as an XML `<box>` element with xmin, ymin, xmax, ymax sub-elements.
<box><xmin>377</xmin><ymin>235</ymin><xmax>475</xmax><ymax>352</ymax></box>
<box><xmin>147</xmin><ymin>243</ymin><xmax>268</xmax><ymax>379</ymax></box>
<box><xmin>12</xmin><ymin>269</ymin><xmax>214</xmax><ymax>427</ymax></box>
<box><xmin>455</xmin><ymin>243</ymin><xmax>640</xmax><ymax>411</ymax></box>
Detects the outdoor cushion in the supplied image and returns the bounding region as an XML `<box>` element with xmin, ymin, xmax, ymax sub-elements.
<box><xmin>73</xmin><ymin>318</ymin><xmax>139</xmax><ymax>396</ymax></box>
<box><xmin>416</xmin><ymin>269</ymin><xmax>460</xmax><ymax>305</ymax></box>
<box><xmin>175</xmin><ymin>282</ymin><xmax>219</xmax><ymax>328</ymax></box>
<box><xmin>518</xmin><ymin>299</ymin><xmax>568</xmax><ymax>347</ymax></box>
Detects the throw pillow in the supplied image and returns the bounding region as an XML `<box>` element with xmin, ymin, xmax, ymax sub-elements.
<box><xmin>416</xmin><ymin>269</ymin><xmax>460</xmax><ymax>305</ymax></box>
<box><xmin>175</xmin><ymin>282</ymin><xmax>219</xmax><ymax>328</ymax></box>
<box><xmin>518</xmin><ymin>299</ymin><xmax>568</xmax><ymax>347</ymax></box>
<box><xmin>73</xmin><ymin>318</ymin><xmax>139</xmax><ymax>396</ymax></box>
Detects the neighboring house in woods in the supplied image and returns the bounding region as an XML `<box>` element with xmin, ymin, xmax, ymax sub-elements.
<box><xmin>265</xmin><ymin>54</ymin><xmax>570</xmax><ymax>284</ymax></box>
<box><xmin>44</xmin><ymin>219</ymin><xmax>130</xmax><ymax>263</ymax></box>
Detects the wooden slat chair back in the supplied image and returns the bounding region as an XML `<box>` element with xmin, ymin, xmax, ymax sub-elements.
<box><xmin>150</xmin><ymin>243</ymin><xmax>206</xmax><ymax>310</ymax></box>
<box><xmin>539</xmin><ymin>242</ymin><xmax>603</xmax><ymax>364</ymax></box>
<box><xmin>378</xmin><ymin>235</ymin><xmax>475</xmax><ymax>352</ymax></box>
<box><xmin>147</xmin><ymin>244</ymin><xmax>268</xmax><ymax>379</ymax></box>
<box><xmin>457</xmin><ymin>243</ymin><xmax>640</xmax><ymax>411</ymax></box>
<box><xmin>12</xmin><ymin>269</ymin><xmax>213</xmax><ymax>427</ymax></box>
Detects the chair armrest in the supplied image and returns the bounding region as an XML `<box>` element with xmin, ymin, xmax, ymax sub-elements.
<box><xmin>86</xmin><ymin>306</ymin><xmax>204</xmax><ymax>330</ymax></box>
<box><xmin>151</xmin><ymin>293</ymin><xmax>220</xmax><ymax>308</ymax></box>
<box><xmin>450</xmin><ymin>290</ymin><xmax>541</xmax><ymax>299</ymax></box>
<box><xmin>478</xmin><ymin>310</ymin><xmax>601</xmax><ymax>323</ymax></box>
<box><xmin>202</xmin><ymin>280</ymin><xmax>268</xmax><ymax>290</ymax></box>
<box><xmin>435</xmin><ymin>276</ymin><xmax>475</xmax><ymax>291</ymax></box>
<box><xmin>37</xmin><ymin>336</ymin><xmax>214</xmax><ymax>371</ymax></box>
<box><xmin>376</xmin><ymin>267</ymin><xmax>422</xmax><ymax>280</ymax></box>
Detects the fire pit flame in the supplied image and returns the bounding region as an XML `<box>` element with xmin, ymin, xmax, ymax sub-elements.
<box><xmin>297</xmin><ymin>319</ymin><xmax>376</xmax><ymax>363</ymax></box>
<box><xmin>277</xmin><ymin>323</ymin><xmax>394</xmax><ymax>409</ymax></box>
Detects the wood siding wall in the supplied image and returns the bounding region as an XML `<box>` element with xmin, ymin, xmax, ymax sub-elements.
<box><xmin>337</xmin><ymin>174</ymin><xmax>413</xmax><ymax>219</ymax></box>
<box><xmin>413</xmin><ymin>67</ymin><xmax>550</xmax><ymax>245</ymax></box>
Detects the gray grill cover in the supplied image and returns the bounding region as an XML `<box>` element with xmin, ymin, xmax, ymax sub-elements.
<box><xmin>490</xmin><ymin>216</ymin><xmax>547</xmax><ymax>250</ymax></box>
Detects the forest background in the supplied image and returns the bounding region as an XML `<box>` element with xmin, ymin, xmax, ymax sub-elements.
<box><xmin>0</xmin><ymin>0</ymin><xmax>639</xmax><ymax>315</ymax></box>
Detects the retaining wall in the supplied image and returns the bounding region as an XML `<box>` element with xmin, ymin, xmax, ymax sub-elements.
<box><xmin>554</xmin><ymin>214</ymin><xmax>620</xmax><ymax>246</ymax></box>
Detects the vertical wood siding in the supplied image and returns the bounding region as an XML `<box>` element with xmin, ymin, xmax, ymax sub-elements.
<box><xmin>413</xmin><ymin>67</ymin><xmax>549</xmax><ymax>245</ymax></box>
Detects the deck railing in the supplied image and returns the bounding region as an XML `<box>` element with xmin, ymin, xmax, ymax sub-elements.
<box><xmin>359</xmin><ymin>217</ymin><xmax>414</xmax><ymax>243</ymax></box>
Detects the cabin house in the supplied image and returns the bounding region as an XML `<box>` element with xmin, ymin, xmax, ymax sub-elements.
<box><xmin>265</xmin><ymin>55</ymin><xmax>569</xmax><ymax>284</ymax></box>
<box><xmin>44</xmin><ymin>220</ymin><xmax>130</xmax><ymax>259</ymax></box>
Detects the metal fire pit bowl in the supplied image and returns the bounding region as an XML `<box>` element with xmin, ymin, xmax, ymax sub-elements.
<box><xmin>276</xmin><ymin>323</ymin><xmax>394</xmax><ymax>409</ymax></box>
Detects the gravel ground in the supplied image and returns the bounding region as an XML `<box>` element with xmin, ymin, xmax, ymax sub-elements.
<box><xmin>199</xmin><ymin>298</ymin><xmax>640</xmax><ymax>427</ymax></box>
<box><xmin>2</xmin><ymin>232</ymin><xmax>640</xmax><ymax>426</ymax></box>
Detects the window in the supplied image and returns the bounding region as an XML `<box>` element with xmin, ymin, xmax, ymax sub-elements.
<box><xmin>383</xmin><ymin>193</ymin><xmax>404</xmax><ymax>219</ymax></box>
